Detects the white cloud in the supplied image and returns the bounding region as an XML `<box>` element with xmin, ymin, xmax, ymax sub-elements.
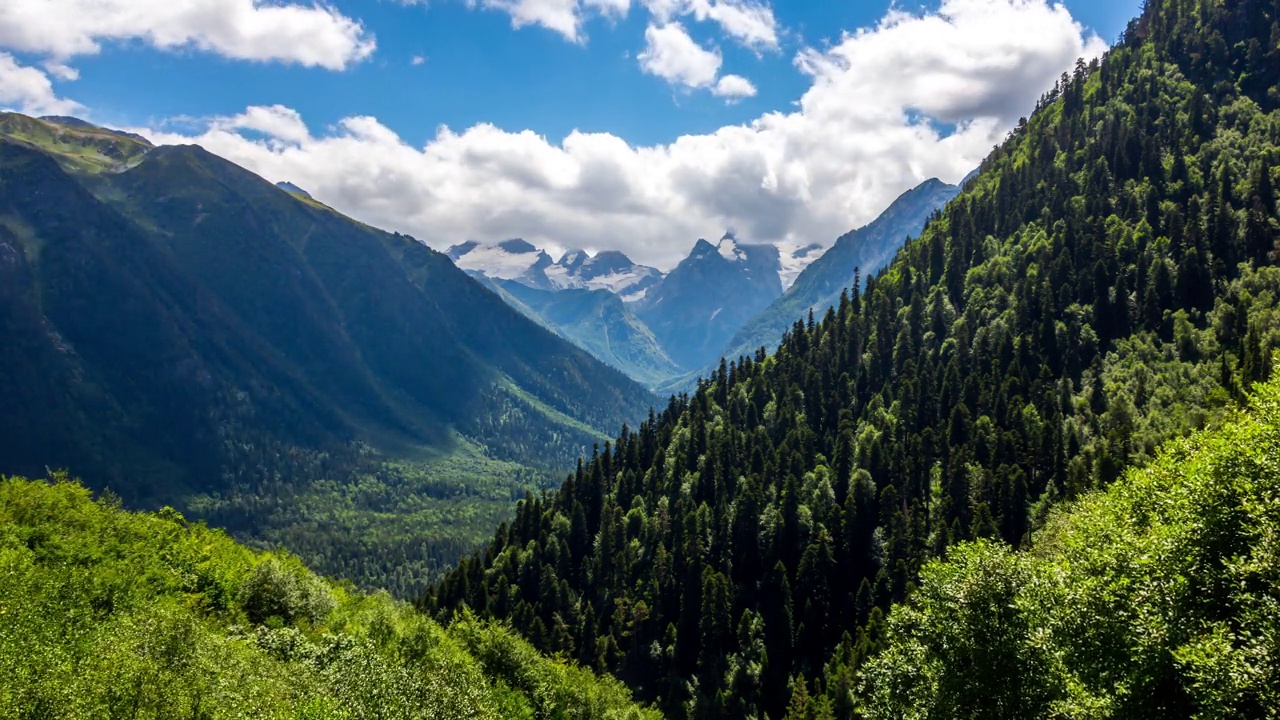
<box><xmin>411</xmin><ymin>55</ymin><xmax>427</xmax><ymax>66</ymax></box>
<box><xmin>141</xmin><ymin>0</ymin><xmax>1106</xmax><ymax>270</ymax></box>
<box><xmin>643</xmin><ymin>0</ymin><xmax>778</xmax><ymax>50</ymax></box>
<box><xmin>0</xmin><ymin>53</ymin><xmax>83</xmax><ymax>115</ymax></box>
<box><xmin>212</xmin><ymin>104</ymin><xmax>311</xmax><ymax>146</ymax></box>
<box><xmin>467</xmin><ymin>0</ymin><xmax>631</xmax><ymax>42</ymax></box>
<box><xmin>0</xmin><ymin>0</ymin><xmax>375</xmax><ymax>70</ymax></box>
<box><xmin>637</xmin><ymin>22</ymin><xmax>756</xmax><ymax>102</ymax></box>
<box><xmin>638</xmin><ymin>23</ymin><xmax>721</xmax><ymax>88</ymax></box>
<box><xmin>712</xmin><ymin>73</ymin><xmax>755</xmax><ymax>99</ymax></box>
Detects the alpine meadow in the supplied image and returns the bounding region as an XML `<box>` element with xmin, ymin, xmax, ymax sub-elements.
<box><xmin>2</xmin><ymin>0</ymin><xmax>1280</xmax><ymax>718</ymax></box>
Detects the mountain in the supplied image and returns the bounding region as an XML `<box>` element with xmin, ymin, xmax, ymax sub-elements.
<box><xmin>0</xmin><ymin>475</ymin><xmax>659</xmax><ymax>718</ymax></box>
<box><xmin>633</xmin><ymin>234</ymin><xmax>787</xmax><ymax>371</ymax></box>
<box><xmin>547</xmin><ymin>248</ymin><xmax>665</xmax><ymax>302</ymax></box>
<box><xmin>446</xmin><ymin>238</ymin><xmax>559</xmax><ymax>290</ymax></box>
<box><xmin>0</xmin><ymin>111</ymin><xmax>654</xmax><ymax>594</ymax></box>
<box><xmin>721</xmin><ymin>177</ymin><xmax>961</xmax><ymax>364</ymax></box>
<box><xmin>448</xmin><ymin>240</ymin><xmax>665</xmax><ymax>302</ymax></box>
<box><xmin>430</xmin><ymin>0</ymin><xmax>1280</xmax><ymax>716</ymax></box>
<box><xmin>490</xmin><ymin>279</ymin><xmax>683</xmax><ymax>389</ymax></box>
<box><xmin>275</xmin><ymin>180</ymin><xmax>312</xmax><ymax>198</ymax></box>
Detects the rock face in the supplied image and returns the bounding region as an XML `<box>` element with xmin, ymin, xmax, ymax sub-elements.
<box><xmin>633</xmin><ymin>234</ymin><xmax>786</xmax><ymax>372</ymax></box>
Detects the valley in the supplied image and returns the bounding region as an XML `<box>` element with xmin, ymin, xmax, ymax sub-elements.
<box><xmin>2</xmin><ymin>0</ymin><xmax>1280</xmax><ymax>717</ymax></box>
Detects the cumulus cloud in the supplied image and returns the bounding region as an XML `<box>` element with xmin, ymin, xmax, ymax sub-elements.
<box><xmin>0</xmin><ymin>0</ymin><xmax>375</xmax><ymax>70</ymax></box>
<box><xmin>141</xmin><ymin>0</ymin><xmax>1106</xmax><ymax>270</ymax></box>
<box><xmin>212</xmin><ymin>105</ymin><xmax>311</xmax><ymax>146</ymax></box>
<box><xmin>467</xmin><ymin>0</ymin><xmax>631</xmax><ymax>42</ymax></box>
<box><xmin>643</xmin><ymin>0</ymin><xmax>778</xmax><ymax>50</ymax></box>
<box><xmin>0</xmin><ymin>53</ymin><xmax>83</xmax><ymax>115</ymax></box>
<box><xmin>637</xmin><ymin>22</ymin><xmax>758</xmax><ymax>102</ymax></box>
<box><xmin>638</xmin><ymin>23</ymin><xmax>722</xmax><ymax>88</ymax></box>
<box><xmin>712</xmin><ymin>73</ymin><xmax>756</xmax><ymax>99</ymax></box>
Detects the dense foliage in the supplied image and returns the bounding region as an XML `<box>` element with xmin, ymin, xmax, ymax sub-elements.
<box><xmin>0</xmin><ymin>475</ymin><xmax>659</xmax><ymax>719</ymax></box>
<box><xmin>429</xmin><ymin>0</ymin><xmax>1280</xmax><ymax>716</ymax></box>
<box><xmin>860</xmin><ymin>373</ymin><xmax>1280</xmax><ymax>719</ymax></box>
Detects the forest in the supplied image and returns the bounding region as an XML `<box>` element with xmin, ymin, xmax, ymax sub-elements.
<box><xmin>427</xmin><ymin>0</ymin><xmax>1280</xmax><ymax>716</ymax></box>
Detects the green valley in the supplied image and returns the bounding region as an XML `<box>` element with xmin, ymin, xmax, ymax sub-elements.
<box><xmin>3</xmin><ymin>0</ymin><xmax>1280</xmax><ymax>717</ymax></box>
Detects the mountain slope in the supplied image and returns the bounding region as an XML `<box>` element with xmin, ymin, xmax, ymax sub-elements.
<box><xmin>634</xmin><ymin>234</ymin><xmax>785</xmax><ymax>370</ymax></box>
<box><xmin>0</xmin><ymin>475</ymin><xmax>659</xmax><ymax>719</ymax></box>
<box><xmin>429</xmin><ymin>1</ymin><xmax>1280</xmax><ymax>716</ymax></box>
<box><xmin>0</xmin><ymin>115</ymin><xmax>655</xmax><ymax>595</ymax></box>
<box><xmin>721</xmin><ymin>177</ymin><xmax>961</xmax><ymax>363</ymax></box>
<box><xmin>111</xmin><ymin>143</ymin><xmax>653</xmax><ymax>466</ymax></box>
<box><xmin>495</xmin><ymin>280</ymin><xmax>684</xmax><ymax>388</ymax></box>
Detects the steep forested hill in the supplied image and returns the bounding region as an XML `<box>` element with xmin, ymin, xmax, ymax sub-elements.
<box><xmin>0</xmin><ymin>476</ymin><xmax>659</xmax><ymax>719</ymax></box>
<box><xmin>428</xmin><ymin>0</ymin><xmax>1280</xmax><ymax>716</ymax></box>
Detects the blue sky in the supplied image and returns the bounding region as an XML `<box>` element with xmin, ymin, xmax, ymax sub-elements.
<box><xmin>0</xmin><ymin>0</ymin><xmax>1143</xmax><ymax>267</ymax></box>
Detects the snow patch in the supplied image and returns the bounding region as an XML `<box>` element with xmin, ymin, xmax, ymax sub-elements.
<box><xmin>716</xmin><ymin>236</ymin><xmax>745</xmax><ymax>262</ymax></box>
<box><xmin>775</xmin><ymin>241</ymin><xmax>827</xmax><ymax>290</ymax></box>
<box><xmin>448</xmin><ymin>240</ymin><xmax>550</xmax><ymax>281</ymax></box>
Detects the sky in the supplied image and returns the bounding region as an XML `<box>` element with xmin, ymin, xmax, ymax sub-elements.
<box><xmin>0</xmin><ymin>0</ymin><xmax>1141</xmax><ymax>269</ymax></box>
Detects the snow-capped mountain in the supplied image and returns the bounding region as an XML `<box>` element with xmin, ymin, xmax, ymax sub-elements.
<box><xmin>445</xmin><ymin>238</ymin><xmax>557</xmax><ymax>289</ymax></box>
<box><xmin>633</xmin><ymin>234</ymin><xmax>787</xmax><ymax>371</ymax></box>
<box><xmin>445</xmin><ymin>240</ymin><xmax>663</xmax><ymax>300</ymax></box>
<box><xmin>446</xmin><ymin>235</ymin><xmax>829</xmax><ymax>384</ymax></box>
<box><xmin>545</xmin><ymin>249</ymin><xmax>663</xmax><ymax>302</ymax></box>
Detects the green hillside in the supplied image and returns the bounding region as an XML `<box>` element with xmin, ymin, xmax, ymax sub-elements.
<box><xmin>428</xmin><ymin>0</ymin><xmax>1280</xmax><ymax>716</ymax></box>
<box><xmin>0</xmin><ymin>475</ymin><xmax>659</xmax><ymax>719</ymax></box>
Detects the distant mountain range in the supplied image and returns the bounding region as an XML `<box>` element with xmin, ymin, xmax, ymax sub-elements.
<box><xmin>448</xmin><ymin>239</ymin><xmax>664</xmax><ymax>301</ymax></box>
<box><xmin>440</xmin><ymin>176</ymin><xmax>962</xmax><ymax>394</ymax></box>
<box><xmin>485</xmin><ymin>279</ymin><xmax>683</xmax><ymax>388</ymax></box>
<box><xmin>448</xmin><ymin>235</ymin><xmax>827</xmax><ymax>387</ymax></box>
<box><xmin>0</xmin><ymin>112</ymin><xmax>653</xmax><ymax>505</ymax></box>
<box><xmin>446</xmin><ymin>177</ymin><xmax>961</xmax><ymax>393</ymax></box>
<box><xmin>719</xmin><ymin>177</ymin><xmax>964</xmax><ymax>365</ymax></box>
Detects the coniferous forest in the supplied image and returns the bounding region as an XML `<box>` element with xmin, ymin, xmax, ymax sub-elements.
<box><xmin>427</xmin><ymin>0</ymin><xmax>1280</xmax><ymax>716</ymax></box>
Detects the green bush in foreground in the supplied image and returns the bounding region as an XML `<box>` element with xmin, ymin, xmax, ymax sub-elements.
<box><xmin>859</xmin><ymin>374</ymin><xmax>1280</xmax><ymax>719</ymax></box>
<box><xmin>0</xmin><ymin>475</ymin><xmax>659</xmax><ymax>720</ymax></box>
